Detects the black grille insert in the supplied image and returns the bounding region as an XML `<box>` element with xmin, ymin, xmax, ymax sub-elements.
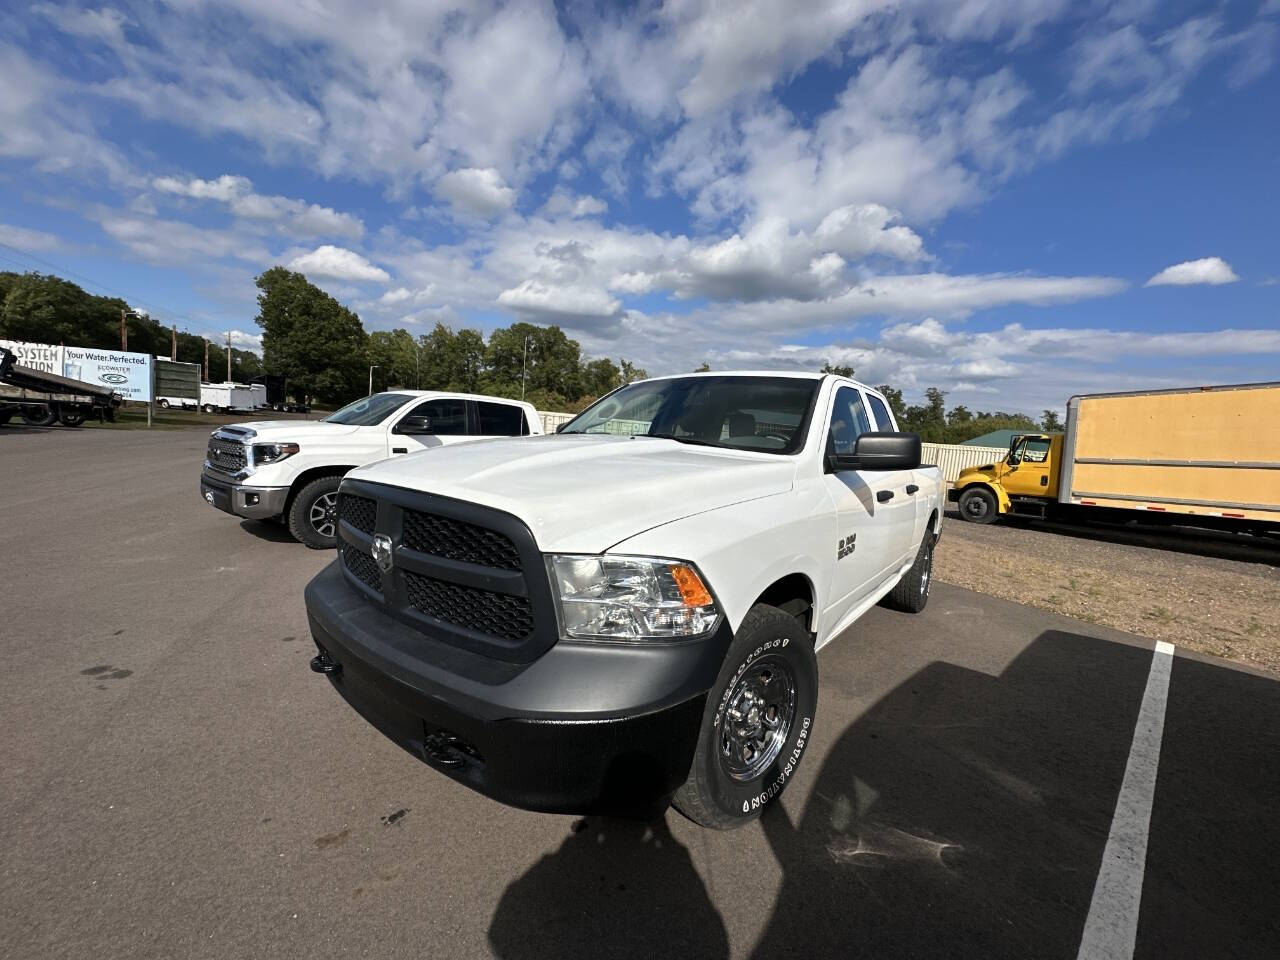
<box><xmin>402</xmin><ymin>508</ymin><xmax>522</xmax><ymax>571</ymax></box>
<box><xmin>341</xmin><ymin>541</ymin><xmax>382</xmax><ymax>594</ymax></box>
<box><xmin>403</xmin><ymin>571</ymin><xmax>534</xmax><ymax>642</ymax></box>
<box><xmin>338</xmin><ymin>493</ymin><xmax>377</xmax><ymax>535</ymax></box>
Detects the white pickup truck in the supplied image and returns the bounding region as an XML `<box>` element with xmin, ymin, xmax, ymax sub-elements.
<box><xmin>304</xmin><ymin>371</ymin><xmax>944</xmax><ymax>828</ymax></box>
<box><xmin>200</xmin><ymin>390</ymin><xmax>542</xmax><ymax>548</ymax></box>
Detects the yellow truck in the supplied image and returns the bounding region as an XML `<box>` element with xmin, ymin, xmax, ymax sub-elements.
<box><xmin>951</xmin><ymin>381</ymin><xmax>1280</xmax><ymax>536</ymax></box>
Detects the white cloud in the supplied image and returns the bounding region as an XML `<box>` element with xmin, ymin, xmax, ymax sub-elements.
<box><xmin>1145</xmin><ymin>256</ymin><xmax>1240</xmax><ymax>287</ymax></box>
<box><xmin>541</xmin><ymin>188</ymin><xmax>608</xmax><ymax>218</ymax></box>
<box><xmin>289</xmin><ymin>245</ymin><xmax>389</xmax><ymax>283</ymax></box>
<box><xmin>497</xmin><ymin>280</ymin><xmax>621</xmax><ymax>320</ymax></box>
<box><xmin>436</xmin><ymin>168</ymin><xmax>517</xmax><ymax>218</ymax></box>
<box><xmin>0</xmin><ymin>223</ymin><xmax>61</xmax><ymax>251</ymax></box>
<box><xmin>225</xmin><ymin>328</ymin><xmax>263</xmax><ymax>352</ymax></box>
<box><xmin>153</xmin><ymin>174</ymin><xmax>364</xmax><ymax>239</ymax></box>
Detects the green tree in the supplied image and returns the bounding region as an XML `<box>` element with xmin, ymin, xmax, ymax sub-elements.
<box><xmin>581</xmin><ymin>357</ymin><xmax>622</xmax><ymax>397</ymax></box>
<box><xmin>1041</xmin><ymin>409</ymin><xmax>1063</xmax><ymax>432</ymax></box>
<box><xmin>367</xmin><ymin>328</ymin><xmax>420</xmax><ymax>390</ymax></box>
<box><xmin>254</xmin><ymin>267</ymin><xmax>367</xmax><ymax>405</ymax></box>
<box><xmin>820</xmin><ymin>361</ymin><xmax>854</xmax><ymax>377</ymax></box>
<box><xmin>876</xmin><ymin>385</ymin><xmax>906</xmax><ymax>422</ymax></box>
<box><xmin>620</xmin><ymin>359</ymin><xmax>648</xmax><ymax>384</ymax></box>
<box><xmin>694</xmin><ymin>361</ymin><xmax>711</xmax><ymax>372</ymax></box>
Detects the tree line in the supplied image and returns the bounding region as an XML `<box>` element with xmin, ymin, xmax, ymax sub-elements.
<box><xmin>2</xmin><ymin>268</ymin><xmax>1063</xmax><ymax>437</ymax></box>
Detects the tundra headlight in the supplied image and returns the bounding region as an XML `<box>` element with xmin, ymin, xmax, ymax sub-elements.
<box><xmin>252</xmin><ymin>442</ymin><xmax>299</xmax><ymax>465</ymax></box>
<box><xmin>547</xmin><ymin>555</ymin><xmax>719</xmax><ymax>641</ymax></box>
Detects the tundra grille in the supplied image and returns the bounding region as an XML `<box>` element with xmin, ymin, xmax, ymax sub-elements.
<box><xmin>334</xmin><ymin>480</ymin><xmax>556</xmax><ymax>663</ymax></box>
<box><xmin>206</xmin><ymin>436</ymin><xmax>247</xmax><ymax>473</ymax></box>
<box><xmin>402</xmin><ymin>508</ymin><xmax>522</xmax><ymax>571</ymax></box>
<box><xmin>338</xmin><ymin>493</ymin><xmax>377</xmax><ymax>535</ymax></box>
<box><xmin>340</xmin><ymin>541</ymin><xmax>382</xmax><ymax>594</ymax></box>
<box><xmin>403</xmin><ymin>571</ymin><xmax>534</xmax><ymax>641</ymax></box>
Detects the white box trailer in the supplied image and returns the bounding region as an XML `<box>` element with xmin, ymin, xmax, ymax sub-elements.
<box><xmin>200</xmin><ymin>383</ymin><xmax>258</xmax><ymax>413</ymax></box>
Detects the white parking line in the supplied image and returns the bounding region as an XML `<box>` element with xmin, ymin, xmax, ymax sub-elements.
<box><xmin>1076</xmin><ymin>640</ymin><xmax>1175</xmax><ymax>960</ymax></box>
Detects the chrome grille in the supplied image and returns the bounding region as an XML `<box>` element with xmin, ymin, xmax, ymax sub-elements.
<box><xmin>206</xmin><ymin>436</ymin><xmax>247</xmax><ymax>472</ymax></box>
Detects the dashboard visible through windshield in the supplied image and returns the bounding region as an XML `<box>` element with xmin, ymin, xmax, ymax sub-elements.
<box><xmin>561</xmin><ymin>376</ymin><xmax>819</xmax><ymax>454</ymax></box>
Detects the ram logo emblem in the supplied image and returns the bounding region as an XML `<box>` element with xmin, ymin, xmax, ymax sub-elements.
<box><xmin>837</xmin><ymin>534</ymin><xmax>856</xmax><ymax>559</ymax></box>
<box><xmin>372</xmin><ymin>534</ymin><xmax>394</xmax><ymax>573</ymax></box>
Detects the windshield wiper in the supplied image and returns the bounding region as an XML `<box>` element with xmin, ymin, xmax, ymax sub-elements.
<box><xmin>644</xmin><ymin>433</ymin><xmax>724</xmax><ymax>449</ymax></box>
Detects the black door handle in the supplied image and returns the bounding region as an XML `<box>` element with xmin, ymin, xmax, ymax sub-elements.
<box><xmin>392</xmin><ymin>447</ymin><xmax>408</xmax><ymax>454</ymax></box>
<box><xmin>906</xmin><ymin>484</ymin><xmax>919</xmax><ymax>495</ymax></box>
<box><xmin>877</xmin><ymin>490</ymin><xmax>894</xmax><ymax>503</ymax></box>
<box><xmin>1040</xmin><ymin>476</ymin><xmax>1048</xmax><ymax>486</ymax></box>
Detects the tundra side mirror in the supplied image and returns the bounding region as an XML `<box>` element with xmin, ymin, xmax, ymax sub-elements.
<box><xmin>396</xmin><ymin>415</ymin><xmax>432</xmax><ymax>435</ymax></box>
<box><xmin>826</xmin><ymin>432</ymin><xmax>922</xmax><ymax>473</ymax></box>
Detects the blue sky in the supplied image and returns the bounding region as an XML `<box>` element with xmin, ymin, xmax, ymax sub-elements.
<box><xmin>1</xmin><ymin>0</ymin><xmax>1277</xmax><ymax>413</ymax></box>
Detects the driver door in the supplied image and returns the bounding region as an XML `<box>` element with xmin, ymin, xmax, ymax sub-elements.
<box><xmin>388</xmin><ymin>397</ymin><xmax>468</xmax><ymax>455</ymax></box>
<box><xmin>1001</xmin><ymin>436</ymin><xmax>1053</xmax><ymax>497</ymax></box>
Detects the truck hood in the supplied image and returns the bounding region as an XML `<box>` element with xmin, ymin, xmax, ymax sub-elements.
<box><xmin>220</xmin><ymin>419</ymin><xmax>361</xmax><ymax>440</ymax></box>
<box><xmin>345</xmin><ymin>434</ymin><xmax>797</xmax><ymax>553</ymax></box>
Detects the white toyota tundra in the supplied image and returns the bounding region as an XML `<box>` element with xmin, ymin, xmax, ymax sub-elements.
<box><xmin>200</xmin><ymin>390</ymin><xmax>541</xmax><ymax>548</ymax></box>
<box><xmin>304</xmin><ymin>371</ymin><xmax>943</xmax><ymax>828</ymax></box>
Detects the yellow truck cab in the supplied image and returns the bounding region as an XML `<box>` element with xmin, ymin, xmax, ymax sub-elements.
<box><xmin>951</xmin><ymin>433</ymin><xmax>1063</xmax><ymax>523</ymax></box>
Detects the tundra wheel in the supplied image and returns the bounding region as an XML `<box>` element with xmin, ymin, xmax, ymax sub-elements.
<box><xmin>288</xmin><ymin>476</ymin><xmax>343</xmax><ymax>549</ymax></box>
<box><xmin>959</xmin><ymin>486</ymin><xmax>998</xmax><ymax>524</ymax></box>
<box><xmin>673</xmin><ymin>604</ymin><xmax>818</xmax><ymax>830</ymax></box>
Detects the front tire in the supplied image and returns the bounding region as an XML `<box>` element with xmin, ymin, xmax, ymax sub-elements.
<box><xmin>673</xmin><ymin>604</ymin><xmax>818</xmax><ymax>830</ymax></box>
<box><xmin>958</xmin><ymin>486</ymin><xmax>999</xmax><ymax>524</ymax></box>
<box><xmin>21</xmin><ymin>405</ymin><xmax>57</xmax><ymax>427</ymax></box>
<box><xmin>288</xmin><ymin>476</ymin><xmax>342</xmax><ymax>549</ymax></box>
<box><xmin>158</xmin><ymin>399</ymin><xmax>170</xmax><ymax>409</ymax></box>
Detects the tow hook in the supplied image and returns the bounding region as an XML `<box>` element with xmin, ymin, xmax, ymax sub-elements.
<box><xmin>310</xmin><ymin>650</ymin><xmax>342</xmax><ymax>675</ymax></box>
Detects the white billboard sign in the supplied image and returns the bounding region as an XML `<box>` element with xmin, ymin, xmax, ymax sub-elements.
<box><xmin>0</xmin><ymin>339</ymin><xmax>65</xmax><ymax>374</ymax></box>
<box><xmin>62</xmin><ymin>346</ymin><xmax>153</xmax><ymax>402</ymax></box>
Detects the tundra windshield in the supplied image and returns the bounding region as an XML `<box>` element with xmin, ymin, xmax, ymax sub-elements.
<box><xmin>561</xmin><ymin>376</ymin><xmax>819</xmax><ymax>455</ymax></box>
<box><xmin>323</xmin><ymin>393</ymin><xmax>415</xmax><ymax>426</ymax></box>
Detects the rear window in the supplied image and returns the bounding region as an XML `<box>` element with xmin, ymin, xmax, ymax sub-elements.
<box><xmin>867</xmin><ymin>394</ymin><xmax>894</xmax><ymax>431</ymax></box>
<box><xmin>476</xmin><ymin>401</ymin><xmax>527</xmax><ymax>436</ymax></box>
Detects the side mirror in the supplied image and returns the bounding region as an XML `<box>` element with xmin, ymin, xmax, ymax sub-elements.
<box><xmin>396</xmin><ymin>415</ymin><xmax>432</xmax><ymax>435</ymax></box>
<box><xmin>826</xmin><ymin>431</ymin><xmax>922</xmax><ymax>472</ymax></box>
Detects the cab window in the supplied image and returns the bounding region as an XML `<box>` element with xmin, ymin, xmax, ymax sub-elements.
<box><xmin>1022</xmin><ymin>438</ymin><xmax>1051</xmax><ymax>463</ymax></box>
<box><xmin>475</xmin><ymin>401</ymin><xmax>527</xmax><ymax>436</ymax></box>
<box><xmin>866</xmin><ymin>394</ymin><xmax>894</xmax><ymax>431</ymax></box>
<box><xmin>400</xmin><ymin>398</ymin><xmax>467</xmax><ymax>435</ymax></box>
<box><xmin>827</xmin><ymin>386</ymin><xmax>873</xmax><ymax>455</ymax></box>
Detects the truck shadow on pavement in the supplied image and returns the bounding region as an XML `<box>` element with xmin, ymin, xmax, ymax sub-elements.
<box><xmin>489</xmin><ymin>631</ymin><xmax>1280</xmax><ymax>959</ymax></box>
<box><xmin>237</xmin><ymin>518</ymin><xmax>298</xmax><ymax>544</ymax></box>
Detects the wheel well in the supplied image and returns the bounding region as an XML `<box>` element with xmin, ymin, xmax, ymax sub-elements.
<box><xmin>754</xmin><ymin>573</ymin><xmax>816</xmax><ymax>637</ymax></box>
<box><xmin>284</xmin><ymin>466</ymin><xmax>354</xmax><ymax>514</ymax></box>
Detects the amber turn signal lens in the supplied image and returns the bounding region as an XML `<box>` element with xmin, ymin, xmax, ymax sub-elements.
<box><xmin>670</xmin><ymin>564</ymin><xmax>713</xmax><ymax>607</ymax></box>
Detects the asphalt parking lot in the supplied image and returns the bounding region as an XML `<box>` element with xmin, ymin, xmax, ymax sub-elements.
<box><xmin>2</xmin><ymin>425</ymin><xmax>1278</xmax><ymax>960</ymax></box>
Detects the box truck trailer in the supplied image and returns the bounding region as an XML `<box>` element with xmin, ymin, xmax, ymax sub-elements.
<box><xmin>951</xmin><ymin>381</ymin><xmax>1280</xmax><ymax>537</ymax></box>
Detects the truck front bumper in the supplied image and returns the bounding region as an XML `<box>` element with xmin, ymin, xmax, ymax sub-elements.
<box><xmin>199</xmin><ymin>471</ymin><xmax>289</xmax><ymax>520</ymax></box>
<box><xmin>304</xmin><ymin>561</ymin><xmax>731</xmax><ymax>815</ymax></box>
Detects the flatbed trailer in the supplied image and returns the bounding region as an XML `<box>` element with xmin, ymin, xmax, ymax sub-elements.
<box><xmin>0</xmin><ymin>347</ymin><xmax>122</xmax><ymax>427</ymax></box>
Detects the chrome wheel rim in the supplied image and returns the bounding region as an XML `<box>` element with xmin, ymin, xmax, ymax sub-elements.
<box><xmin>310</xmin><ymin>492</ymin><xmax>338</xmax><ymax>538</ymax></box>
<box><xmin>719</xmin><ymin>656</ymin><xmax>796</xmax><ymax>782</ymax></box>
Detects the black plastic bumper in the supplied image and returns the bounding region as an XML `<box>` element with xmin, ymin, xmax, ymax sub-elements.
<box><xmin>304</xmin><ymin>561</ymin><xmax>731</xmax><ymax>814</ymax></box>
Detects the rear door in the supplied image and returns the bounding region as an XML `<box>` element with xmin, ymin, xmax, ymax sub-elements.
<box><xmin>471</xmin><ymin>399</ymin><xmax>531</xmax><ymax>439</ymax></box>
<box><xmin>821</xmin><ymin>386</ymin><xmax>918</xmax><ymax>627</ymax></box>
<box><xmin>866</xmin><ymin>390</ymin><xmax>930</xmax><ymax>546</ymax></box>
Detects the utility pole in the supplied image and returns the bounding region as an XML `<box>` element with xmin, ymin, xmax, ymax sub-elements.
<box><xmin>225</xmin><ymin>331</ymin><xmax>232</xmax><ymax>383</ymax></box>
<box><xmin>520</xmin><ymin>335</ymin><xmax>531</xmax><ymax>401</ymax></box>
<box><xmin>170</xmin><ymin>324</ymin><xmax>177</xmax><ymax>361</ymax></box>
<box><xmin>203</xmin><ymin>338</ymin><xmax>209</xmax><ymax>382</ymax></box>
<box><xmin>120</xmin><ymin>308</ymin><xmax>128</xmax><ymax>351</ymax></box>
<box><xmin>368</xmin><ymin>365</ymin><xmax>378</xmax><ymax>397</ymax></box>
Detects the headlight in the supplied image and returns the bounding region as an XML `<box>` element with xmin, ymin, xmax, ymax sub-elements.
<box><xmin>253</xmin><ymin>442</ymin><xmax>299</xmax><ymax>465</ymax></box>
<box><xmin>547</xmin><ymin>554</ymin><xmax>719</xmax><ymax>641</ymax></box>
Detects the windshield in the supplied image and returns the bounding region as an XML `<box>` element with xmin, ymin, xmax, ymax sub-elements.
<box><xmin>323</xmin><ymin>392</ymin><xmax>416</xmax><ymax>426</ymax></box>
<box><xmin>561</xmin><ymin>376</ymin><xmax>819</xmax><ymax>455</ymax></box>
